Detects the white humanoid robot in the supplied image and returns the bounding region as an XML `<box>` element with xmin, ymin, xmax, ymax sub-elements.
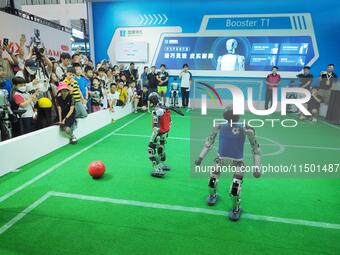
<box><xmin>216</xmin><ymin>39</ymin><xmax>245</xmax><ymax>72</ymax></box>
<box><xmin>170</xmin><ymin>78</ymin><xmax>180</xmax><ymax>107</ymax></box>
<box><xmin>195</xmin><ymin>106</ymin><xmax>261</xmax><ymax>221</ymax></box>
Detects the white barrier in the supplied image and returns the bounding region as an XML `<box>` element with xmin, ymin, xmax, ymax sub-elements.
<box><xmin>0</xmin><ymin>103</ymin><xmax>133</xmax><ymax>176</ymax></box>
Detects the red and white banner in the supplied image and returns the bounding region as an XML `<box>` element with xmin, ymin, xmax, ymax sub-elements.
<box><xmin>0</xmin><ymin>11</ymin><xmax>71</xmax><ymax>58</ymax></box>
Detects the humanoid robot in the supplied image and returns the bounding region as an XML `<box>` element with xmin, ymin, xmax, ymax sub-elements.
<box><xmin>216</xmin><ymin>39</ymin><xmax>245</xmax><ymax>72</ymax></box>
<box><xmin>147</xmin><ymin>92</ymin><xmax>183</xmax><ymax>177</ymax></box>
<box><xmin>195</xmin><ymin>107</ymin><xmax>261</xmax><ymax>221</ymax></box>
<box><xmin>169</xmin><ymin>78</ymin><xmax>180</xmax><ymax>107</ymax></box>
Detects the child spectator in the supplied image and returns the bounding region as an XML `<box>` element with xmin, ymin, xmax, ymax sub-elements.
<box><xmin>127</xmin><ymin>82</ymin><xmax>139</xmax><ymax>113</ymax></box>
<box><xmin>120</xmin><ymin>74</ymin><xmax>128</xmax><ymax>87</ymax></box>
<box><xmin>11</xmin><ymin>76</ymin><xmax>38</xmax><ymax>135</ymax></box>
<box><xmin>74</xmin><ymin>63</ymin><xmax>89</xmax><ymax>102</ymax></box>
<box><xmin>83</xmin><ymin>66</ymin><xmax>93</xmax><ymax>113</ymax></box>
<box><xmin>0</xmin><ymin>65</ymin><xmax>12</xmax><ymax>101</ymax></box>
<box><xmin>116</xmin><ymin>80</ymin><xmax>128</xmax><ymax>107</ymax></box>
<box><xmin>56</xmin><ymin>82</ymin><xmax>77</xmax><ymax>144</ymax></box>
<box><xmin>63</xmin><ymin>66</ymin><xmax>88</xmax><ymax>118</ymax></box>
<box><xmin>107</xmin><ymin>83</ymin><xmax>120</xmax><ymax>122</ymax></box>
<box><xmin>90</xmin><ymin>77</ymin><xmax>104</xmax><ymax>112</ymax></box>
<box><xmin>56</xmin><ymin>52</ymin><xmax>71</xmax><ymax>80</ymax></box>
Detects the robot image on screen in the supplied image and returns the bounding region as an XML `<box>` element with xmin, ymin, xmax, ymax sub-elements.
<box><xmin>216</xmin><ymin>39</ymin><xmax>245</xmax><ymax>72</ymax></box>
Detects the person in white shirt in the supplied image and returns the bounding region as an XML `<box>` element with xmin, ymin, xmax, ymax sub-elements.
<box><xmin>179</xmin><ymin>64</ymin><xmax>192</xmax><ymax>109</ymax></box>
<box><xmin>55</xmin><ymin>53</ymin><xmax>71</xmax><ymax>80</ymax></box>
<box><xmin>127</xmin><ymin>81</ymin><xmax>139</xmax><ymax>113</ymax></box>
<box><xmin>107</xmin><ymin>83</ymin><xmax>120</xmax><ymax>122</ymax></box>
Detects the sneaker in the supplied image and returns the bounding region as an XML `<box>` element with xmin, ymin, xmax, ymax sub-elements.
<box><xmin>207</xmin><ymin>194</ymin><xmax>218</xmax><ymax>206</ymax></box>
<box><xmin>229</xmin><ymin>208</ymin><xmax>243</xmax><ymax>221</ymax></box>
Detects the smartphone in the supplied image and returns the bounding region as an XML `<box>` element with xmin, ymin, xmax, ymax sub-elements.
<box><xmin>3</xmin><ymin>38</ymin><xmax>9</xmax><ymax>47</ymax></box>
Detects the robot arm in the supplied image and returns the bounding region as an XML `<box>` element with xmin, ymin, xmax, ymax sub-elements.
<box><xmin>195</xmin><ymin>125</ymin><xmax>220</xmax><ymax>165</ymax></box>
<box><xmin>245</xmin><ymin>126</ymin><xmax>261</xmax><ymax>178</ymax></box>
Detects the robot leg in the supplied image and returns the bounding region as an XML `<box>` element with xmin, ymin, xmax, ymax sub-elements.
<box><xmin>148</xmin><ymin>136</ymin><xmax>165</xmax><ymax>177</ymax></box>
<box><xmin>229</xmin><ymin>161</ymin><xmax>245</xmax><ymax>221</ymax></box>
<box><xmin>170</xmin><ymin>90</ymin><xmax>174</xmax><ymax>107</ymax></box>
<box><xmin>173</xmin><ymin>90</ymin><xmax>178</xmax><ymax>107</ymax></box>
<box><xmin>207</xmin><ymin>157</ymin><xmax>222</xmax><ymax>206</ymax></box>
<box><xmin>158</xmin><ymin>134</ymin><xmax>171</xmax><ymax>171</ymax></box>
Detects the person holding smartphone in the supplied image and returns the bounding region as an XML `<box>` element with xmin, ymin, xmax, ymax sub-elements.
<box><xmin>0</xmin><ymin>38</ymin><xmax>18</xmax><ymax>80</ymax></box>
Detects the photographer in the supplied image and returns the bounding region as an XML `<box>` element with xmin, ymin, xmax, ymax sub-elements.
<box><xmin>11</xmin><ymin>76</ymin><xmax>38</xmax><ymax>135</ymax></box>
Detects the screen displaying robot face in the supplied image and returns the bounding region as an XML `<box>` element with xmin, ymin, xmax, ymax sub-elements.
<box><xmin>154</xmin><ymin>36</ymin><xmax>314</xmax><ymax>72</ymax></box>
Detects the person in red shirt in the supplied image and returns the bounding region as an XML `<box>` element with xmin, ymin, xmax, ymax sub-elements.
<box><xmin>265</xmin><ymin>66</ymin><xmax>281</xmax><ymax>110</ymax></box>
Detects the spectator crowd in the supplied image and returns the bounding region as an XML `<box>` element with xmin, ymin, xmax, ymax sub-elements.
<box><xmin>0</xmin><ymin>35</ymin><xmax>193</xmax><ymax>143</ymax></box>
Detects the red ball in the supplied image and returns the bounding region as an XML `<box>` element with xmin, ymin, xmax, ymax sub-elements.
<box><xmin>88</xmin><ymin>161</ymin><xmax>106</xmax><ymax>179</ymax></box>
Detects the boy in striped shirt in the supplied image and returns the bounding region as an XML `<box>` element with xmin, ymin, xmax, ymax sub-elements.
<box><xmin>64</xmin><ymin>66</ymin><xmax>88</xmax><ymax>118</ymax></box>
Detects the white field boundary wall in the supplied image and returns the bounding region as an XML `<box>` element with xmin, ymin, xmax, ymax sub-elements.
<box><xmin>0</xmin><ymin>103</ymin><xmax>133</xmax><ymax>176</ymax></box>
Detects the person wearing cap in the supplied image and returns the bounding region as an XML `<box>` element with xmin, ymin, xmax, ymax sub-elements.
<box><xmin>63</xmin><ymin>66</ymin><xmax>88</xmax><ymax>118</ymax></box>
<box><xmin>11</xmin><ymin>76</ymin><xmax>38</xmax><ymax>135</ymax></box>
<box><xmin>56</xmin><ymin>82</ymin><xmax>77</xmax><ymax>144</ymax></box>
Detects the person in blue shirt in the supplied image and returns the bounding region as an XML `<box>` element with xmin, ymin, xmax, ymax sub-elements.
<box><xmin>73</xmin><ymin>63</ymin><xmax>89</xmax><ymax>99</ymax></box>
<box><xmin>195</xmin><ymin>106</ymin><xmax>261</xmax><ymax>221</ymax></box>
<box><xmin>141</xmin><ymin>66</ymin><xmax>149</xmax><ymax>88</ymax></box>
<box><xmin>83</xmin><ymin>65</ymin><xmax>93</xmax><ymax>113</ymax></box>
<box><xmin>0</xmin><ymin>65</ymin><xmax>12</xmax><ymax>101</ymax></box>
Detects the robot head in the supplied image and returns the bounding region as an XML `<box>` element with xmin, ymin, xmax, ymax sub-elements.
<box><xmin>223</xmin><ymin>105</ymin><xmax>240</xmax><ymax>123</ymax></box>
<box><xmin>148</xmin><ymin>92</ymin><xmax>161</xmax><ymax>106</ymax></box>
<box><xmin>226</xmin><ymin>39</ymin><xmax>238</xmax><ymax>54</ymax></box>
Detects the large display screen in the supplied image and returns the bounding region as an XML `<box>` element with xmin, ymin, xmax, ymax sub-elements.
<box><xmin>154</xmin><ymin>36</ymin><xmax>314</xmax><ymax>72</ymax></box>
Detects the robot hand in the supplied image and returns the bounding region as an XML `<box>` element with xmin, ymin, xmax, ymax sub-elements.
<box><xmin>195</xmin><ymin>157</ymin><xmax>203</xmax><ymax>166</ymax></box>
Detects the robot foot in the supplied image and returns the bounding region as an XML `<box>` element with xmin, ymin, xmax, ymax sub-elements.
<box><xmin>228</xmin><ymin>208</ymin><xmax>243</xmax><ymax>221</ymax></box>
<box><xmin>162</xmin><ymin>165</ymin><xmax>171</xmax><ymax>171</ymax></box>
<box><xmin>151</xmin><ymin>168</ymin><xmax>166</xmax><ymax>178</ymax></box>
<box><xmin>207</xmin><ymin>194</ymin><xmax>218</xmax><ymax>206</ymax></box>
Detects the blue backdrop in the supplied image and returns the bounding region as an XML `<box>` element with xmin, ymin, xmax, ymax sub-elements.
<box><xmin>90</xmin><ymin>0</ymin><xmax>340</xmax><ymax>77</ymax></box>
